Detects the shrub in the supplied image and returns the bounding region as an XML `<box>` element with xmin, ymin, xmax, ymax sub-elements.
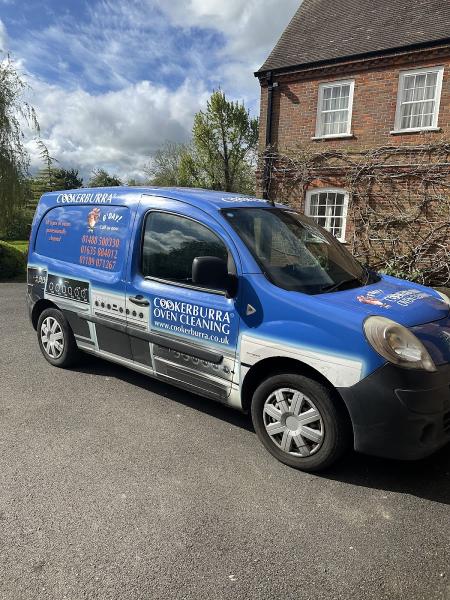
<box><xmin>379</xmin><ymin>264</ymin><xmax>425</xmax><ymax>284</ymax></box>
<box><xmin>0</xmin><ymin>241</ymin><xmax>27</xmax><ymax>279</ymax></box>
<box><xmin>1</xmin><ymin>209</ymin><xmax>33</xmax><ymax>241</ymax></box>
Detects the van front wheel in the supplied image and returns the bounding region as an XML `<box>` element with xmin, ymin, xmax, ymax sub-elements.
<box><xmin>251</xmin><ymin>373</ymin><xmax>350</xmax><ymax>472</ymax></box>
<box><xmin>37</xmin><ymin>308</ymin><xmax>80</xmax><ymax>368</ymax></box>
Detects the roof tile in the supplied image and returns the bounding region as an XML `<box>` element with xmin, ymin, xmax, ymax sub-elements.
<box><xmin>258</xmin><ymin>0</ymin><xmax>450</xmax><ymax>74</ymax></box>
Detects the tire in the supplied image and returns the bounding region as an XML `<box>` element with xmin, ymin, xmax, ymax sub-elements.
<box><xmin>37</xmin><ymin>308</ymin><xmax>80</xmax><ymax>368</ymax></box>
<box><xmin>251</xmin><ymin>373</ymin><xmax>350</xmax><ymax>472</ymax></box>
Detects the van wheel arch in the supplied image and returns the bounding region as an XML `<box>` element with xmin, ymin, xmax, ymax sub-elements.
<box><xmin>31</xmin><ymin>299</ymin><xmax>59</xmax><ymax>330</ymax></box>
<box><xmin>241</xmin><ymin>357</ymin><xmax>353</xmax><ymax>438</ymax></box>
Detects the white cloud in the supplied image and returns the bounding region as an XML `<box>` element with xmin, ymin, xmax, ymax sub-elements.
<box><xmin>24</xmin><ymin>76</ymin><xmax>209</xmax><ymax>182</ymax></box>
<box><xmin>12</xmin><ymin>0</ymin><xmax>301</xmax><ymax>182</ymax></box>
<box><xmin>157</xmin><ymin>0</ymin><xmax>299</xmax><ymax>64</ymax></box>
<box><xmin>156</xmin><ymin>0</ymin><xmax>300</xmax><ymax>100</ymax></box>
<box><xmin>0</xmin><ymin>18</ymin><xmax>8</xmax><ymax>52</ymax></box>
<box><xmin>16</xmin><ymin>1</ymin><xmax>299</xmax><ymax>99</ymax></box>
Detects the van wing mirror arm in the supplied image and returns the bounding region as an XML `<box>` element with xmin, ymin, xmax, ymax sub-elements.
<box><xmin>225</xmin><ymin>273</ymin><xmax>239</xmax><ymax>299</ymax></box>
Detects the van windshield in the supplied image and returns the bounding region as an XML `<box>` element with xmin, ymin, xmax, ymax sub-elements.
<box><xmin>222</xmin><ymin>207</ymin><xmax>378</xmax><ymax>295</ymax></box>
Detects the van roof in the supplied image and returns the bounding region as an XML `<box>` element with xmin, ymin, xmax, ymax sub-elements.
<box><xmin>43</xmin><ymin>186</ymin><xmax>275</xmax><ymax>212</ymax></box>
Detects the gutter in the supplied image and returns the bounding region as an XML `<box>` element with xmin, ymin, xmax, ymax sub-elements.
<box><xmin>263</xmin><ymin>72</ymin><xmax>278</xmax><ymax>201</ymax></box>
<box><xmin>255</xmin><ymin>37</ymin><xmax>450</xmax><ymax>79</ymax></box>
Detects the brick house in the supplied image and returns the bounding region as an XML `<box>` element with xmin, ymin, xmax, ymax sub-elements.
<box><xmin>256</xmin><ymin>0</ymin><xmax>450</xmax><ymax>284</ymax></box>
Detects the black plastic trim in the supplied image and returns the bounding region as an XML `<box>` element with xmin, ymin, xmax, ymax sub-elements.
<box><xmin>80</xmin><ymin>313</ymin><xmax>224</xmax><ymax>364</ymax></box>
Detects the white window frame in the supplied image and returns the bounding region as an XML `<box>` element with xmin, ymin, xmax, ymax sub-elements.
<box><xmin>305</xmin><ymin>188</ymin><xmax>350</xmax><ymax>243</ymax></box>
<box><xmin>314</xmin><ymin>79</ymin><xmax>355</xmax><ymax>139</ymax></box>
<box><xmin>392</xmin><ymin>65</ymin><xmax>444</xmax><ymax>134</ymax></box>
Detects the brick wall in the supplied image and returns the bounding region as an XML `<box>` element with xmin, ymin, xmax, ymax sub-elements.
<box><xmin>256</xmin><ymin>46</ymin><xmax>450</xmax><ymax>284</ymax></box>
<box><xmin>257</xmin><ymin>47</ymin><xmax>450</xmax><ymax>284</ymax></box>
<box><xmin>258</xmin><ymin>46</ymin><xmax>450</xmax><ymax>152</ymax></box>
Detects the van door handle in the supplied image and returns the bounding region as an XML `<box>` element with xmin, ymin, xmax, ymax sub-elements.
<box><xmin>129</xmin><ymin>295</ymin><xmax>150</xmax><ymax>307</ymax></box>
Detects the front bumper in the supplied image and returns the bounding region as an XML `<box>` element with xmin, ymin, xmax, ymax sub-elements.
<box><xmin>338</xmin><ymin>363</ymin><xmax>450</xmax><ymax>460</ymax></box>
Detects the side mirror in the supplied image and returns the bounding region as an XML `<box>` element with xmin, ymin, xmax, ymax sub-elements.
<box><xmin>192</xmin><ymin>256</ymin><xmax>237</xmax><ymax>297</ymax></box>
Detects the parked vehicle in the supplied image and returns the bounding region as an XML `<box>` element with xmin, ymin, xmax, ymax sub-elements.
<box><xmin>27</xmin><ymin>187</ymin><xmax>450</xmax><ymax>470</ymax></box>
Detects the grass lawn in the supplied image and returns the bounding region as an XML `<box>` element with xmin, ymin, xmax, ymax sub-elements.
<box><xmin>6</xmin><ymin>240</ymin><xmax>28</xmax><ymax>254</ymax></box>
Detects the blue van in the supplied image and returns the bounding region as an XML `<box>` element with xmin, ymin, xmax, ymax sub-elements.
<box><xmin>27</xmin><ymin>187</ymin><xmax>450</xmax><ymax>471</ymax></box>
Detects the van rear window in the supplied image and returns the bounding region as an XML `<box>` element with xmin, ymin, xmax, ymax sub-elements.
<box><xmin>35</xmin><ymin>205</ymin><xmax>130</xmax><ymax>272</ymax></box>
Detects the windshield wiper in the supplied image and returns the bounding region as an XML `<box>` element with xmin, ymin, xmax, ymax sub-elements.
<box><xmin>320</xmin><ymin>276</ymin><xmax>363</xmax><ymax>294</ymax></box>
<box><xmin>322</xmin><ymin>263</ymin><xmax>375</xmax><ymax>294</ymax></box>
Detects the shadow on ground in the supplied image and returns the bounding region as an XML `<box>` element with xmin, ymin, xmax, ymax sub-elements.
<box><xmin>74</xmin><ymin>354</ymin><xmax>450</xmax><ymax>506</ymax></box>
<box><xmin>324</xmin><ymin>444</ymin><xmax>450</xmax><ymax>505</ymax></box>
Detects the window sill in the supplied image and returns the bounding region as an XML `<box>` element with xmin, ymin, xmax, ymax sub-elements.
<box><xmin>311</xmin><ymin>133</ymin><xmax>354</xmax><ymax>141</ymax></box>
<box><xmin>390</xmin><ymin>127</ymin><xmax>441</xmax><ymax>135</ymax></box>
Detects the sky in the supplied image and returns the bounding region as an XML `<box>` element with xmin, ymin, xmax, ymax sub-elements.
<box><xmin>0</xmin><ymin>0</ymin><xmax>300</xmax><ymax>183</ymax></box>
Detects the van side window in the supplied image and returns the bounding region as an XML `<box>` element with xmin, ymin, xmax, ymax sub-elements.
<box><xmin>142</xmin><ymin>212</ymin><xmax>228</xmax><ymax>285</ymax></box>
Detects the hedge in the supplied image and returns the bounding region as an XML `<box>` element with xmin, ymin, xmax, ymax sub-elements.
<box><xmin>0</xmin><ymin>209</ymin><xmax>33</xmax><ymax>241</ymax></box>
<box><xmin>0</xmin><ymin>241</ymin><xmax>27</xmax><ymax>279</ymax></box>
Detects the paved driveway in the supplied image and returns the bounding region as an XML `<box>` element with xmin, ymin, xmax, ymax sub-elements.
<box><xmin>0</xmin><ymin>282</ymin><xmax>449</xmax><ymax>600</ymax></box>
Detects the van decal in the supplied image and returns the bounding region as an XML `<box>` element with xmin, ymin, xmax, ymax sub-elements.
<box><xmin>240</xmin><ymin>334</ymin><xmax>363</xmax><ymax>388</ymax></box>
<box><xmin>357</xmin><ymin>293</ymin><xmax>391</xmax><ymax>309</ymax></box>
<box><xmin>92</xmin><ymin>290</ymin><xmax>128</xmax><ymax>322</ymax></box>
<box><xmin>87</xmin><ymin>207</ymin><xmax>101</xmax><ymax>231</ymax></box>
<box><xmin>56</xmin><ymin>192</ymin><xmax>117</xmax><ymax>204</ymax></box>
<box><xmin>383</xmin><ymin>289</ymin><xmax>432</xmax><ymax>307</ymax></box>
<box><xmin>35</xmin><ymin>205</ymin><xmax>130</xmax><ymax>272</ymax></box>
<box><xmin>356</xmin><ymin>288</ymin><xmax>434</xmax><ymax>309</ymax></box>
<box><xmin>27</xmin><ymin>266</ymin><xmax>47</xmax><ymax>304</ymax></box>
<box><xmin>221</xmin><ymin>197</ymin><xmax>268</xmax><ymax>204</ymax></box>
<box><xmin>150</xmin><ymin>296</ymin><xmax>237</xmax><ymax>347</ymax></box>
<box><xmin>45</xmin><ymin>274</ymin><xmax>90</xmax><ymax>304</ymax></box>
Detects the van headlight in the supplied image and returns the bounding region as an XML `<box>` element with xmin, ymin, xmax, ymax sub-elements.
<box><xmin>364</xmin><ymin>316</ymin><xmax>436</xmax><ymax>372</ymax></box>
<box><xmin>435</xmin><ymin>290</ymin><xmax>450</xmax><ymax>307</ymax></box>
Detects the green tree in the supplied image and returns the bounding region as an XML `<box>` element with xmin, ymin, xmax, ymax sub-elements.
<box><xmin>27</xmin><ymin>141</ymin><xmax>57</xmax><ymax>210</ymax></box>
<box><xmin>28</xmin><ymin>170</ymin><xmax>53</xmax><ymax>209</ymax></box>
<box><xmin>180</xmin><ymin>90</ymin><xmax>258</xmax><ymax>193</ymax></box>
<box><xmin>27</xmin><ymin>142</ymin><xmax>83</xmax><ymax>210</ymax></box>
<box><xmin>145</xmin><ymin>141</ymin><xmax>192</xmax><ymax>187</ymax></box>
<box><xmin>52</xmin><ymin>167</ymin><xmax>83</xmax><ymax>190</ymax></box>
<box><xmin>28</xmin><ymin>167</ymin><xmax>83</xmax><ymax>210</ymax></box>
<box><xmin>0</xmin><ymin>57</ymin><xmax>39</xmax><ymax>232</ymax></box>
<box><xmin>88</xmin><ymin>168</ymin><xmax>122</xmax><ymax>187</ymax></box>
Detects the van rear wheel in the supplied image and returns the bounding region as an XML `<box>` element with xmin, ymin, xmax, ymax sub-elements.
<box><xmin>251</xmin><ymin>373</ymin><xmax>350</xmax><ymax>472</ymax></box>
<box><xmin>37</xmin><ymin>308</ymin><xmax>80</xmax><ymax>368</ymax></box>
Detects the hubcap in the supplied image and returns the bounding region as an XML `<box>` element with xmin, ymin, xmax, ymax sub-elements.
<box><xmin>40</xmin><ymin>317</ymin><xmax>64</xmax><ymax>359</ymax></box>
<box><xmin>263</xmin><ymin>388</ymin><xmax>324</xmax><ymax>457</ymax></box>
